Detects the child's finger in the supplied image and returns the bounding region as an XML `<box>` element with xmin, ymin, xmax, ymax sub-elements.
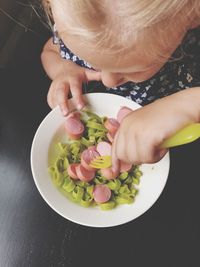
<box><xmin>111</xmin><ymin>131</ymin><xmax>120</xmax><ymax>173</ymax></box>
<box><xmin>69</xmin><ymin>79</ymin><xmax>86</xmax><ymax>110</ymax></box>
<box><xmin>84</xmin><ymin>69</ymin><xmax>101</xmax><ymax>81</ymax></box>
<box><xmin>47</xmin><ymin>82</ymin><xmax>56</xmax><ymax>109</ymax></box>
<box><xmin>56</xmin><ymin>85</ymin><xmax>70</xmax><ymax>116</ymax></box>
<box><xmin>47</xmin><ymin>80</ymin><xmax>69</xmax><ymax>114</ymax></box>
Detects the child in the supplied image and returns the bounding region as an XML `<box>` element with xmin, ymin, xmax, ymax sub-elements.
<box><xmin>41</xmin><ymin>0</ymin><xmax>200</xmax><ymax>169</ymax></box>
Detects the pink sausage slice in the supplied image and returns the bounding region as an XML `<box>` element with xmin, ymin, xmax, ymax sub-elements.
<box><xmin>64</xmin><ymin>116</ymin><xmax>84</xmax><ymax>140</ymax></box>
<box><xmin>96</xmin><ymin>141</ymin><xmax>112</xmax><ymax>156</ymax></box>
<box><xmin>117</xmin><ymin>106</ymin><xmax>133</xmax><ymax>123</ymax></box>
<box><xmin>75</xmin><ymin>164</ymin><xmax>95</xmax><ymax>182</ymax></box>
<box><xmin>120</xmin><ymin>161</ymin><xmax>133</xmax><ymax>173</ymax></box>
<box><xmin>67</xmin><ymin>163</ymin><xmax>79</xmax><ymax>180</ymax></box>
<box><xmin>93</xmin><ymin>185</ymin><xmax>111</xmax><ymax>203</ymax></box>
<box><xmin>81</xmin><ymin>148</ymin><xmax>100</xmax><ymax>171</ymax></box>
<box><xmin>104</xmin><ymin>118</ymin><xmax>120</xmax><ymax>134</ymax></box>
<box><xmin>87</xmin><ymin>145</ymin><xmax>97</xmax><ymax>152</ymax></box>
<box><xmin>106</xmin><ymin>131</ymin><xmax>115</xmax><ymax>143</ymax></box>
<box><xmin>100</xmin><ymin>167</ymin><xmax>119</xmax><ymax>180</ymax></box>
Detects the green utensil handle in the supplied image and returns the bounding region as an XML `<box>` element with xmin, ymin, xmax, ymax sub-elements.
<box><xmin>161</xmin><ymin>123</ymin><xmax>200</xmax><ymax>148</ymax></box>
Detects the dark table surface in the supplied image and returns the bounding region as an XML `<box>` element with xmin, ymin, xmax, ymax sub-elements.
<box><xmin>0</xmin><ymin>29</ymin><xmax>200</xmax><ymax>267</ymax></box>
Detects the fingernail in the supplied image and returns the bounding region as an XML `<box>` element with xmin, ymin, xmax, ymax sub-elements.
<box><xmin>61</xmin><ymin>107</ymin><xmax>69</xmax><ymax>116</ymax></box>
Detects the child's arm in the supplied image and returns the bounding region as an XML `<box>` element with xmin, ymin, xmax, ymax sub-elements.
<box><xmin>41</xmin><ymin>38</ymin><xmax>101</xmax><ymax>115</ymax></box>
<box><xmin>111</xmin><ymin>87</ymin><xmax>200</xmax><ymax>167</ymax></box>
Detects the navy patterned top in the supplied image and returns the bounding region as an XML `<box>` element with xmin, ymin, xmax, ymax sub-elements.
<box><xmin>53</xmin><ymin>26</ymin><xmax>200</xmax><ymax>106</ymax></box>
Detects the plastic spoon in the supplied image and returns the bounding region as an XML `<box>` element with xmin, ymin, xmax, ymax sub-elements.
<box><xmin>161</xmin><ymin>123</ymin><xmax>200</xmax><ymax>148</ymax></box>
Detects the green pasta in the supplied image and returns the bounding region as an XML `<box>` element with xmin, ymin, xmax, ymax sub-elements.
<box><xmin>86</xmin><ymin>185</ymin><xmax>94</xmax><ymax>197</ymax></box>
<box><xmin>107</xmin><ymin>179</ymin><xmax>121</xmax><ymax>191</ymax></box>
<box><xmin>62</xmin><ymin>177</ymin><xmax>75</xmax><ymax>193</ymax></box>
<box><xmin>118</xmin><ymin>171</ymin><xmax>129</xmax><ymax>180</ymax></box>
<box><xmin>49</xmin><ymin>166</ymin><xmax>63</xmax><ymax>187</ymax></box>
<box><xmin>80</xmin><ymin>193</ymin><xmax>93</xmax><ymax>207</ymax></box>
<box><xmin>86</xmin><ymin>121</ymin><xmax>107</xmax><ymax>132</ymax></box>
<box><xmin>100</xmin><ymin>201</ymin><xmax>116</xmax><ymax>210</ymax></box>
<box><xmin>49</xmin><ymin>110</ymin><xmax>143</xmax><ymax>210</ymax></box>
<box><xmin>72</xmin><ymin>186</ymin><xmax>84</xmax><ymax>201</ymax></box>
<box><xmin>80</xmin><ymin>137</ymin><xmax>94</xmax><ymax>147</ymax></box>
<box><xmin>115</xmin><ymin>195</ymin><xmax>134</xmax><ymax>204</ymax></box>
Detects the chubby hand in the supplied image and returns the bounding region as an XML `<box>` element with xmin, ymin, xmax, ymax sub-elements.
<box><xmin>111</xmin><ymin>89</ymin><xmax>200</xmax><ymax>167</ymax></box>
<box><xmin>47</xmin><ymin>60</ymin><xmax>101</xmax><ymax>115</ymax></box>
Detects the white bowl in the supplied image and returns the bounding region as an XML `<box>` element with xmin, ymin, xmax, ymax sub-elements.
<box><xmin>31</xmin><ymin>93</ymin><xmax>170</xmax><ymax>227</ymax></box>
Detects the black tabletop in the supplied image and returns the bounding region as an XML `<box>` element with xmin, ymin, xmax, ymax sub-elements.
<box><xmin>0</xmin><ymin>31</ymin><xmax>200</xmax><ymax>267</ymax></box>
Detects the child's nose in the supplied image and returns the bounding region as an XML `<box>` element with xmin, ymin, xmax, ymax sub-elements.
<box><xmin>101</xmin><ymin>71</ymin><xmax>125</xmax><ymax>87</ymax></box>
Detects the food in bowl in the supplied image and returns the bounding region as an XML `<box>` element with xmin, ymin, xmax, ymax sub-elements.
<box><xmin>48</xmin><ymin>108</ymin><xmax>143</xmax><ymax>210</ymax></box>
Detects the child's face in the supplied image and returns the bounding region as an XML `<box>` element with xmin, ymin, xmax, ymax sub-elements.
<box><xmin>55</xmin><ymin>16</ymin><xmax>191</xmax><ymax>87</ymax></box>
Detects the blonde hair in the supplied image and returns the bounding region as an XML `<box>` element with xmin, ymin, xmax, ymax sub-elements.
<box><xmin>45</xmin><ymin>0</ymin><xmax>200</xmax><ymax>59</ymax></box>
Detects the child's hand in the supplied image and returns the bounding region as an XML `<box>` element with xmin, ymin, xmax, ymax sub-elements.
<box><xmin>111</xmin><ymin>89</ymin><xmax>200</xmax><ymax>167</ymax></box>
<box><xmin>41</xmin><ymin>38</ymin><xmax>101</xmax><ymax>115</ymax></box>
<box><xmin>47</xmin><ymin>60</ymin><xmax>101</xmax><ymax>115</ymax></box>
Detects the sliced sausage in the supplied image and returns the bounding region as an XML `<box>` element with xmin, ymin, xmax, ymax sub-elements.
<box><xmin>117</xmin><ymin>106</ymin><xmax>133</xmax><ymax>123</ymax></box>
<box><xmin>81</xmin><ymin>148</ymin><xmax>100</xmax><ymax>171</ymax></box>
<box><xmin>104</xmin><ymin>118</ymin><xmax>120</xmax><ymax>134</ymax></box>
<box><xmin>106</xmin><ymin>131</ymin><xmax>115</xmax><ymax>143</ymax></box>
<box><xmin>67</xmin><ymin>163</ymin><xmax>79</xmax><ymax>180</ymax></box>
<box><xmin>100</xmin><ymin>167</ymin><xmax>119</xmax><ymax>180</ymax></box>
<box><xmin>96</xmin><ymin>141</ymin><xmax>112</xmax><ymax>156</ymax></box>
<box><xmin>87</xmin><ymin>145</ymin><xmax>97</xmax><ymax>152</ymax></box>
<box><xmin>64</xmin><ymin>116</ymin><xmax>84</xmax><ymax>140</ymax></box>
<box><xmin>93</xmin><ymin>185</ymin><xmax>111</xmax><ymax>203</ymax></box>
<box><xmin>75</xmin><ymin>164</ymin><xmax>96</xmax><ymax>182</ymax></box>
